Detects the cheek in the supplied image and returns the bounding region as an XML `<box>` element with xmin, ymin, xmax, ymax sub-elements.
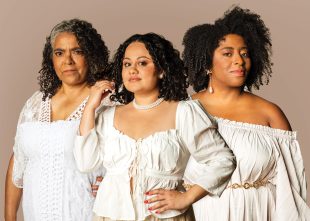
<box><xmin>52</xmin><ymin>58</ymin><xmax>62</xmax><ymax>75</ymax></box>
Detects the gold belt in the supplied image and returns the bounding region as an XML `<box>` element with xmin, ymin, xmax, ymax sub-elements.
<box><xmin>182</xmin><ymin>180</ymin><xmax>268</xmax><ymax>191</ymax></box>
<box><xmin>227</xmin><ymin>180</ymin><xmax>269</xmax><ymax>189</ymax></box>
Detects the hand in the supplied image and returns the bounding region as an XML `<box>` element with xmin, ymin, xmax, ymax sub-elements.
<box><xmin>86</xmin><ymin>80</ymin><xmax>114</xmax><ymax>110</ymax></box>
<box><xmin>91</xmin><ymin>176</ymin><xmax>103</xmax><ymax>197</ymax></box>
<box><xmin>144</xmin><ymin>189</ymin><xmax>192</xmax><ymax>214</ymax></box>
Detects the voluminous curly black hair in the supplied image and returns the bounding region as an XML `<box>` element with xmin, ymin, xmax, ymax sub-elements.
<box><xmin>38</xmin><ymin>18</ymin><xmax>110</xmax><ymax>100</ymax></box>
<box><xmin>110</xmin><ymin>33</ymin><xmax>188</xmax><ymax>104</ymax></box>
<box><xmin>182</xmin><ymin>6</ymin><xmax>272</xmax><ymax>92</ymax></box>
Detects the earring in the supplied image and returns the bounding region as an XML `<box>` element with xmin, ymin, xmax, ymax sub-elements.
<box><xmin>159</xmin><ymin>72</ymin><xmax>164</xmax><ymax>79</ymax></box>
<box><xmin>207</xmin><ymin>70</ymin><xmax>213</xmax><ymax>94</ymax></box>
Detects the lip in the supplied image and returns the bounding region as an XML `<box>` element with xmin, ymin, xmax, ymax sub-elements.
<box><xmin>230</xmin><ymin>69</ymin><xmax>246</xmax><ymax>76</ymax></box>
<box><xmin>63</xmin><ymin>69</ymin><xmax>77</xmax><ymax>74</ymax></box>
<box><xmin>129</xmin><ymin>77</ymin><xmax>141</xmax><ymax>82</ymax></box>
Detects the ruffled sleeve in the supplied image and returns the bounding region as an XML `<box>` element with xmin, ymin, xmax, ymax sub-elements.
<box><xmin>74</xmin><ymin>106</ymin><xmax>112</xmax><ymax>173</ymax></box>
<box><xmin>274</xmin><ymin>132</ymin><xmax>310</xmax><ymax>220</ymax></box>
<box><xmin>179</xmin><ymin>100</ymin><xmax>236</xmax><ymax>196</ymax></box>
<box><xmin>12</xmin><ymin>91</ymin><xmax>42</xmax><ymax>188</ymax></box>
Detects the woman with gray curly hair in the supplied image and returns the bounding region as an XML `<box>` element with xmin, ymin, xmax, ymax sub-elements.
<box><xmin>5</xmin><ymin>18</ymin><xmax>110</xmax><ymax>221</ymax></box>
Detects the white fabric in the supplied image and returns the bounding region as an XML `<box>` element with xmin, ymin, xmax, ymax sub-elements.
<box><xmin>74</xmin><ymin>100</ymin><xmax>236</xmax><ymax>221</ymax></box>
<box><xmin>12</xmin><ymin>91</ymin><xmax>107</xmax><ymax>221</ymax></box>
<box><xmin>185</xmin><ymin>117</ymin><xmax>310</xmax><ymax>221</ymax></box>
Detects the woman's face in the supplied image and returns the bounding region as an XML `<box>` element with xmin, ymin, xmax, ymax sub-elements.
<box><xmin>211</xmin><ymin>34</ymin><xmax>251</xmax><ymax>89</ymax></box>
<box><xmin>122</xmin><ymin>41</ymin><xmax>159</xmax><ymax>95</ymax></box>
<box><xmin>52</xmin><ymin>32</ymin><xmax>88</xmax><ymax>86</ymax></box>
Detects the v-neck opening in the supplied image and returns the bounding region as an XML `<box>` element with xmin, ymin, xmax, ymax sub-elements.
<box><xmin>47</xmin><ymin>96</ymin><xmax>89</xmax><ymax>123</ymax></box>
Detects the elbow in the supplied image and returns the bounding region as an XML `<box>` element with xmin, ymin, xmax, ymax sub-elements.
<box><xmin>73</xmin><ymin>151</ymin><xmax>100</xmax><ymax>173</ymax></box>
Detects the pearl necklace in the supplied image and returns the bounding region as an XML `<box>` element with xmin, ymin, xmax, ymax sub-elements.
<box><xmin>133</xmin><ymin>97</ymin><xmax>164</xmax><ymax>110</ymax></box>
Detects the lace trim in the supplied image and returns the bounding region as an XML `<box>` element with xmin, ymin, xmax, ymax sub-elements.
<box><xmin>39</xmin><ymin>97</ymin><xmax>89</xmax><ymax>123</ymax></box>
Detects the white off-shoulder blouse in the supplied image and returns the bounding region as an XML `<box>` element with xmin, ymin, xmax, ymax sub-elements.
<box><xmin>185</xmin><ymin>117</ymin><xmax>310</xmax><ymax>221</ymax></box>
<box><xmin>74</xmin><ymin>100</ymin><xmax>236</xmax><ymax>221</ymax></box>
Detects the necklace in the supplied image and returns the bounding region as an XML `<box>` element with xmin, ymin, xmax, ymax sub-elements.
<box><xmin>133</xmin><ymin>97</ymin><xmax>164</xmax><ymax>110</ymax></box>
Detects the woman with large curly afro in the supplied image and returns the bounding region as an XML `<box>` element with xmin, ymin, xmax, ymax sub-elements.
<box><xmin>5</xmin><ymin>18</ymin><xmax>110</xmax><ymax>221</ymax></box>
<box><xmin>74</xmin><ymin>33</ymin><xmax>235</xmax><ymax>221</ymax></box>
<box><xmin>183</xmin><ymin>6</ymin><xmax>310</xmax><ymax>221</ymax></box>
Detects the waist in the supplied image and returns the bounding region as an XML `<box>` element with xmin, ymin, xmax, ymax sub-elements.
<box><xmin>226</xmin><ymin>180</ymin><xmax>271</xmax><ymax>189</ymax></box>
<box><xmin>106</xmin><ymin>168</ymin><xmax>183</xmax><ymax>180</ymax></box>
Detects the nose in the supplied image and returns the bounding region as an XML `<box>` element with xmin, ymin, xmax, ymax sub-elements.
<box><xmin>64</xmin><ymin>51</ymin><xmax>74</xmax><ymax>65</ymax></box>
<box><xmin>233</xmin><ymin>53</ymin><xmax>244</xmax><ymax>66</ymax></box>
<box><xmin>129</xmin><ymin>64</ymin><xmax>138</xmax><ymax>75</ymax></box>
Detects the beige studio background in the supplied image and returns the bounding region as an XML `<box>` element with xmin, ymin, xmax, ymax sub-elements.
<box><xmin>1</xmin><ymin>0</ymin><xmax>309</xmax><ymax>220</ymax></box>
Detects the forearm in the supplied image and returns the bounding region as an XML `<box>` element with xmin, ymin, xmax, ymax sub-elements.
<box><xmin>79</xmin><ymin>105</ymin><xmax>96</xmax><ymax>135</ymax></box>
<box><xmin>183</xmin><ymin>184</ymin><xmax>208</xmax><ymax>205</ymax></box>
<box><xmin>5</xmin><ymin>155</ymin><xmax>22</xmax><ymax>221</ymax></box>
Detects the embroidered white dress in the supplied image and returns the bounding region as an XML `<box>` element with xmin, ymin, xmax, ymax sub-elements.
<box><xmin>74</xmin><ymin>100</ymin><xmax>236</xmax><ymax>221</ymax></box>
<box><xmin>12</xmin><ymin>91</ymin><xmax>105</xmax><ymax>221</ymax></box>
<box><xmin>185</xmin><ymin>117</ymin><xmax>310</xmax><ymax>221</ymax></box>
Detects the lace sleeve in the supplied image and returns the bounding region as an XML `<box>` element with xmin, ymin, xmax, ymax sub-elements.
<box><xmin>12</xmin><ymin>91</ymin><xmax>42</xmax><ymax>187</ymax></box>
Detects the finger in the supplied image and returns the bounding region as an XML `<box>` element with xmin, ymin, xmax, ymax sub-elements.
<box><xmin>154</xmin><ymin>205</ymin><xmax>170</xmax><ymax>214</ymax></box>
<box><xmin>91</xmin><ymin>185</ymin><xmax>99</xmax><ymax>190</ymax></box>
<box><xmin>95</xmin><ymin>81</ymin><xmax>114</xmax><ymax>88</ymax></box>
<box><xmin>146</xmin><ymin>188</ymin><xmax>165</xmax><ymax>196</ymax></box>
<box><xmin>96</xmin><ymin>176</ymin><xmax>103</xmax><ymax>182</ymax></box>
<box><xmin>95</xmin><ymin>80</ymin><xmax>111</xmax><ymax>85</ymax></box>
<box><xmin>92</xmin><ymin>192</ymin><xmax>97</xmax><ymax>197</ymax></box>
<box><xmin>145</xmin><ymin>195</ymin><xmax>165</xmax><ymax>204</ymax></box>
<box><xmin>148</xmin><ymin>201</ymin><xmax>167</xmax><ymax>211</ymax></box>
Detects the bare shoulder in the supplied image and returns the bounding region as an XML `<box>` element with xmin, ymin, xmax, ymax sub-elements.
<box><xmin>247</xmin><ymin>93</ymin><xmax>292</xmax><ymax>131</ymax></box>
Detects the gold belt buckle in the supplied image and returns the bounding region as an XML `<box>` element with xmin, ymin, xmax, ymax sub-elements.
<box><xmin>243</xmin><ymin>182</ymin><xmax>250</xmax><ymax>189</ymax></box>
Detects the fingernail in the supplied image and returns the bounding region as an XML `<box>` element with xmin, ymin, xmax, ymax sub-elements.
<box><xmin>155</xmin><ymin>211</ymin><xmax>159</xmax><ymax>214</ymax></box>
<box><xmin>144</xmin><ymin>200</ymin><xmax>148</xmax><ymax>204</ymax></box>
<box><xmin>148</xmin><ymin>207</ymin><xmax>152</xmax><ymax>210</ymax></box>
<box><xmin>145</xmin><ymin>192</ymin><xmax>149</xmax><ymax>195</ymax></box>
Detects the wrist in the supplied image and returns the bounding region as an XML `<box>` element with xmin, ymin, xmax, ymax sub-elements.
<box><xmin>84</xmin><ymin>104</ymin><xmax>97</xmax><ymax>113</ymax></box>
<box><xmin>182</xmin><ymin>191</ymin><xmax>195</xmax><ymax>207</ymax></box>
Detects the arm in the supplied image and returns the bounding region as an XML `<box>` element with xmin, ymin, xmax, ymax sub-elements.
<box><xmin>74</xmin><ymin>80</ymin><xmax>114</xmax><ymax>172</ymax></box>
<box><xmin>146</xmin><ymin>101</ymin><xmax>235</xmax><ymax>213</ymax></box>
<box><xmin>79</xmin><ymin>80</ymin><xmax>114</xmax><ymax>135</ymax></box>
<box><xmin>266</xmin><ymin>102</ymin><xmax>292</xmax><ymax>131</ymax></box>
<box><xmin>145</xmin><ymin>185</ymin><xmax>207</xmax><ymax>213</ymax></box>
<box><xmin>5</xmin><ymin>154</ymin><xmax>22</xmax><ymax>221</ymax></box>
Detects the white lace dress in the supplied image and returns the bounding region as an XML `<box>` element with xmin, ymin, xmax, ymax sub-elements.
<box><xmin>12</xmin><ymin>91</ymin><xmax>105</xmax><ymax>221</ymax></box>
<box><xmin>185</xmin><ymin>117</ymin><xmax>310</xmax><ymax>221</ymax></box>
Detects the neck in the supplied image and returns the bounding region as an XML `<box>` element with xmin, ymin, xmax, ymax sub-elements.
<box><xmin>58</xmin><ymin>82</ymin><xmax>89</xmax><ymax>100</ymax></box>
<box><xmin>133</xmin><ymin>91</ymin><xmax>161</xmax><ymax>105</ymax></box>
<box><xmin>205</xmin><ymin>83</ymin><xmax>244</xmax><ymax>104</ymax></box>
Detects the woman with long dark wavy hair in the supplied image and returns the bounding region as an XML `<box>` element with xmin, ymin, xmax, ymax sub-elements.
<box><xmin>5</xmin><ymin>18</ymin><xmax>110</xmax><ymax>221</ymax></box>
<box><xmin>74</xmin><ymin>33</ymin><xmax>236</xmax><ymax>221</ymax></box>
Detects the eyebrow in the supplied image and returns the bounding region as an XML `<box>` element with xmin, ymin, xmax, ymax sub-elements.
<box><xmin>123</xmin><ymin>56</ymin><xmax>152</xmax><ymax>60</ymax></box>
<box><xmin>220</xmin><ymin>46</ymin><xmax>248</xmax><ymax>51</ymax></box>
<box><xmin>53</xmin><ymin>47</ymin><xmax>82</xmax><ymax>52</ymax></box>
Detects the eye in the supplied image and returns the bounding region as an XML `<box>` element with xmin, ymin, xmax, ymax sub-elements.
<box><xmin>241</xmin><ymin>52</ymin><xmax>249</xmax><ymax>58</ymax></box>
<box><xmin>223</xmin><ymin>52</ymin><xmax>232</xmax><ymax>57</ymax></box>
<box><xmin>54</xmin><ymin>51</ymin><xmax>63</xmax><ymax>57</ymax></box>
<box><xmin>123</xmin><ymin>62</ymin><xmax>131</xmax><ymax>67</ymax></box>
<box><xmin>73</xmin><ymin>49</ymin><xmax>84</xmax><ymax>55</ymax></box>
<box><xmin>138</xmin><ymin>61</ymin><xmax>148</xmax><ymax>66</ymax></box>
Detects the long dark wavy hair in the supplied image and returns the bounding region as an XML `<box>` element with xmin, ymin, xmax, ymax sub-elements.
<box><xmin>38</xmin><ymin>18</ymin><xmax>110</xmax><ymax>100</ymax></box>
<box><xmin>182</xmin><ymin>6</ymin><xmax>272</xmax><ymax>92</ymax></box>
<box><xmin>110</xmin><ymin>33</ymin><xmax>188</xmax><ymax>104</ymax></box>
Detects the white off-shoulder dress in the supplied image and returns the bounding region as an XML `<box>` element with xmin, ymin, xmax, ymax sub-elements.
<box><xmin>12</xmin><ymin>91</ymin><xmax>105</xmax><ymax>221</ymax></box>
<box><xmin>185</xmin><ymin>116</ymin><xmax>310</xmax><ymax>221</ymax></box>
<box><xmin>74</xmin><ymin>100</ymin><xmax>236</xmax><ymax>221</ymax></box>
